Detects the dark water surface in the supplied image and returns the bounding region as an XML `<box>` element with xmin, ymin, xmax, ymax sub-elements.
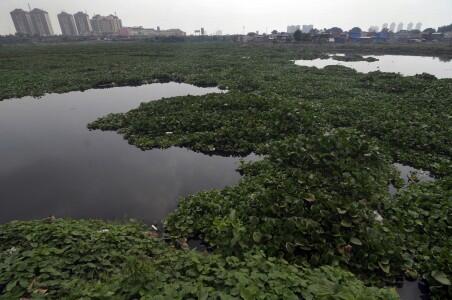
<box><xmin>0</xmin><ymin>83</ymin><xmax>250</xmax><ymax>224</ymax></box>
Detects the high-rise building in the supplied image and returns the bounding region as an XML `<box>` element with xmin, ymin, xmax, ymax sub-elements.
<box><xmin>58</xmin><ymin>12</ymin><xmax>78</xmax><ymax>36</ymax></box>
<box><xmin>302</xmin><ymin>25</ymin><xmax>313</xmax><ymax>33</ymax></box>
<box><xmin>389</xmin><ymin>22</ymin><xmax>396</xmax><ymax>32</ymax></box>
<box><xmin>91</xmin><ymin>14</ymin><xmax>122</xmax><ymax>35</ymax></box>
<box><xmin>287</xmin><ymin>25</ymin><xmax>300</xmax><ymax>34</ymax></box>
<box><xmin>10</xmin><ymin>8</ymin><xmax>36</xmax><ymax>35</ymax></box>
<box><xmin>30</xmin><ymin>8</ymin><xmax>54</xmax><ymax>36</ymax></box>
<box><xmin>397</xmin><ymin>22</ymin><xmax>404</xmax><ymax>32</ymax></box>
<box><xmin>407</xmin><ymin>22</ymin><xmax>414</xmax><ymax>31</ymax></box>
<box><xmin>74</xmin><ymin>12</ymin><xmax>92</xmax><ymax>35</ymax></box>
<box><xmin>415</xmin><ymin>22</ymin><xmax>422</xmax><ymax>31</ymax></box>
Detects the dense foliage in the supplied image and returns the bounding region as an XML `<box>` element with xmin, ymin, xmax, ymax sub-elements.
<box><xmin>165</xmin><ymin>129</ymin><xmax>404</xmax><ymax>283</ymax></box>
<box><xmin>385</xmin><ymin>178</ymin><xmax>452</xmax><ymax>299</ymax></box>
<box><xmin>84</xmin><ymin>43</ymin><xmax>451</xmax><ymax>297</ymax></box>
<box><xmin>90</xmin><ymin>67</ymin><xmax>452</xmax><ymax>177</ymax></box>
<box><xmin>0</xmin><ymin>219</ymin><xmax>398</xmax><ymax>299</ymax></box>
<box><xmin>1</xmin><ymin>42</ymin><xmax>451</xmax><ymax>298</ymax></box>
<box><xmin>1</xmin><ymin>42</ymin><xmax>451</xmax><ymax>100</ymax></box>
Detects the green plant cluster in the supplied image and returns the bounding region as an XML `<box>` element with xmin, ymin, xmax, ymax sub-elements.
<box><xmin>0</xmin><ymin>42</ymin><xmax>451</xmax><ymax>100</ymax></box>
<box><xmin>385</xmin><ymin>178</ymin><xmax>452</xmax><ymax>299</ymax></box>
<box><xmin>165</xmin><ymin>129</ymin><xmax>404</xmax><ymax>282</ymax></box>
<box><xmin>85</xmin><ymin>46</ymin><xmax>452</xmax><ymax>177</ymax></box>
<box><xmin>82</xmin><ymin>43</ymin><xmax>452</xmax><ymax>295</ymax></box>
<box><xmin>330</xmin><ymin>54</ymin><xmax>379</xmax><ymax>62</ymax></box>
<box><xmin>1</xmin><ymin>42</ymin><xmax>452</xmax><ymax>298</ymax></box>
<box><xmin>0</xmin><ymin>219</ymin><xmax>398</xmax><ymax>299</ymax></box>
<box><xmin>88</xmin><ymin>92</ymin><xmax>318</xmax><ymax>155</ymax></box>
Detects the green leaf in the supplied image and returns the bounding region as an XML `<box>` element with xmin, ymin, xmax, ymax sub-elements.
<box><xmin>252</xmin><ymin>231</ymin><xmax>262</xmax><ymax>243</ymax></box>
<box><xmin>304</xmin><ymin>194</ymin><xmax>316</xmax><ymax>202</ymax></box>
<box><xmin>340</xmin><ymin>220</ymin><xmax>352</xmax><ymax>228</ymax></box>
<box><xmin>350</xmin><ymin>237</ymin><xmax>362</xmax><ymax>246</ymax></box>
<box><xmin>6</xmin><ymin>280</ymin><xmax>17</xmax><ymax>292</ymax></box>
<box><xmin>378</xmin><ymin>262</ymin><xmax>390</xmax><ymax>274</ymax></box>
<box><xmin>431</xmin><ymin>271</ymin><xmax>451</xmax><ymax>285</ymax></box>
<box><xmin>240</xmin><ymin>286</ymin><xmax>259</xmax><ymax>300</ymax></box>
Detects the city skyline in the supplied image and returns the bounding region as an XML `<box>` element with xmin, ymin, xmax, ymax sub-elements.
<box><xmin>1</xmin><ymin>0</ymin><xmax>451</xmax><ymax>35</ymax></box>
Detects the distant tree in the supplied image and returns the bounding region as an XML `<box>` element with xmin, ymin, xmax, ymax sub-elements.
<box><xmin>300</xmin><ymin>33</ymin><xmax>312</xmax><ymax>42</ymax></box>
<box><xmin>437</xmin><ymin>24</ymin><xmax>452</xmax><ymax>33</ymax></box>
<box><xmin>327</xmin><ymin>27</ymin><xmax>343</xmax><ymax>37</ymax></box>
<box><xmin>410</xmin><ymin>29</ymin><xmax>421</xmax><ymax>34</ymax></box>
<box><xmin>349</xmin><ymin>27</ymin><xmax>362</xmax><ymax>34</ymax></box>
<box><xmin>247</xmin><ymin>32</ymin><xmax>257</xmax><ymax>37</ymax></box>
<box><xmin>293</xmin><ymin>29</ymin><xmax>302</xmax><ymax>41</ymax></box>
<box><xmin>271</xmin><ymin>30</ymin><xmax>278</xmax><ymax>35</ymax></box>
<box><xmin>423</xmin><ymin>28</ymin><xmax>436</xmax><ymax>34</ymax></box>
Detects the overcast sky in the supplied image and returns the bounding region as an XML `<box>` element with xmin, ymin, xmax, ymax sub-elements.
<box><xmin>1</xmin><ymin>0</ymin><xmax>451</xmax><ymax>35</ymax></box>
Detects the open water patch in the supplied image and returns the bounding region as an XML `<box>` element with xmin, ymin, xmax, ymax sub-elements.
<box><xmin>295</xmin><ymin>54</ymin><xmax>452</xmax><ymax>78</ymax></box>
<box><xmin>0</xmin><ymin>83</ymin><xmax>246</xmax><ymax>225</ymax></box>
<box><xmin>389</xmin><ymin>163</ymin><xmax>435</xmax><ymax>195</ymax></box>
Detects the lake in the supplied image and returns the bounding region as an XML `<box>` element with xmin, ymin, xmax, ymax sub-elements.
<box><xmin>0</xmin><ymin>83</ymin><xmax>252</xmax><ymax>225</ymax></box>
<box><xmin>295</xmin><ymin>54</ymin><xmax>452</xmax><ymax>78</ymax></box>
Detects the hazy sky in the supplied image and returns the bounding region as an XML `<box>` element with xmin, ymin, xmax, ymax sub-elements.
<box><xmin>1</xmin><ymin>0</ymin><xmax>451</xmax><ymax>35</ymax></box>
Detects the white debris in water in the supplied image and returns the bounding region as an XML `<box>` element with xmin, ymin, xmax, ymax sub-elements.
<box><xmin>151</xmin><ymin>225</ymin><xmax>158</xmax><ymax>231</ymax></box>
<box><xmin>98</xmin><ymin>229</ymin><xmax>110</xmax><ymax>233</ymax></box>
<box><xmin>165</xmin><ymin>132</ymin><xmax>173</xmax><ymax>135</ymax></box>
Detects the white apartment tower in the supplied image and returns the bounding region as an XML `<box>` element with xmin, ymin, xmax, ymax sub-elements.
<box><xmin>58</xmin><ymin>12</ymin><xmax>79</xmax><ymax>36</ymax></box>
<box><xmin>30</xmin><ymin>8</ymin><xmax>54</xmax><ymax>36</ymax></box>
<box><xmin>10</xmin><ymin>9</ymin><xmax>36</xmax><ymax>35</ymax></box>
<box><xmin>74</xmin><ymin>12</ymin><xmax>93</xmax><ymax>35</ymax></box>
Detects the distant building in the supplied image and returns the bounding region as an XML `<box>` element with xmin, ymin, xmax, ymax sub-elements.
<box><xmin>397</xmin><ymin>22</ymin><xmax>404</xmax><ymax>32</ymax></box>
<box><xmin>415</xmin><ymin>22</ymin><xmax>422</xmax><ymax>31</ymax></box>
<box><xmin>376</xmin><ymin>30</ymin><xmax>390</xmax><ymax>41</ymax></box>
<box><xmin>30</xmin><ymin>8</ymin><xmax>54</xmax><ymax>36</ymax></box>
<box><xmin>269</xmin><ymin>32</ymin><xmax>291</xmax><ymax>41</ymax></box>
<box><xmin>302</xmin><ymin>25</ymin><xmax>313</xmax><ymax>33</ymax></box>
<box><xmin>407</xmin><ymin>22</ymin><xmax>414</xmax><ymax>31</ymax></box>
<box><xmin>58</xmin><ymin>12</ymin><xmax>78</xmax><ymax>36</ymax></box>
<box><xmin>394</xmin><ymin>30</ymin><xmax>422</xmax><ymax>41</ymax></box>
<box><xmin>382</xmin><ymin>23</ymin><xmax>389</xmax><ymax>30</ymax></box>
<box><xmin>10</xmin><ymin>9</ymin><xmax>36</xmax><ymax>35</ymax></box>
<box><xmin>121</xmin><ymin>26</ymin><xmax>185</xmax><ymax>37</ymax></box>
<box><xmin>74</xmin><ymin>12</ymin><xmax>92</xmax><ymax>35</ymax></box>
<box><xmin>287</xmin><ymin>25</ymin><xmax>300</xmax><ymax>34</ymax></box>
<box><xmin>91</xmin><ymin>14</ymin><xmax>122</xmax><ymax>35</ymax></box>
<box><xmin>389</xmin><ymin>22</ymin><xmax>396</xmax><ymax>32</ymax></box>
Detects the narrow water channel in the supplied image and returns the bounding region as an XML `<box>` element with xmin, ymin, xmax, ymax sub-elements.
<box><xmin>0</xmin><ymin>83</ymin><xmax>250</xmax><ymax>224</ymax></box>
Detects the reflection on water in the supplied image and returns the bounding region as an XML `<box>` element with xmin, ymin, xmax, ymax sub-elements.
<box><xmin>295</xmin><ymin>54</ymin><xmax>452</xmax><ymax>78</ymax></box>
<box><xmin>0</xmin><ymin>83</ymin><xmax>249</xmax><ymax>225</ymax></box>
